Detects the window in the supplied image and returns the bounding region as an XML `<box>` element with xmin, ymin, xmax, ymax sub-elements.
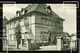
<box><xmin>49</xmin><ymin>20</ymin><xmax>52</xmax><ymax>25</ymax></box>
<box><xmin>11</xmin><ymin>22</ymin><xmax>14</xmax><ymax>29</ymax></box>
<box><xmin>7</xmin><ymin>25</ymin><xmax>9</xmax><ymax>30</ymax></box>
<box><xmin>17</xmin><ymin>13</ymin><xmax>19</xmax><ymax>17</ymax></box>
<box><xmin>41</xmin><ymin>35</ymin><xmax>47</xmax><ymax>41</ymax></box>
<box><xmin>21</xmin><ymin>9</ymin><xmax>25</xmax><ymax>15</ymax></box>
<box><xmin>45</xmin><ymin>6</ymin><xmax>51</xmax><ymax>14</ymax></box>
<box><xmin>47</xmin><ymin>9</ymin><xmax>51</xmax><ymax>13</ymax></box>
<box><xmin>25</xmin><ymin>32</ymin><xmax>29</xmax><ymax>34</ymax></box>
<box><xmin>40</xmin><ymin>31</ymin><xmax>48</xmax><ymax>41</ymax></box>
<box><xmin>14</xmin><ymin>35</ymin><xmax>16</xmax><ymax>41</ymax></box>
<box><xmin>20</xmin><ymin>19</ymin><xmax>24</xmax><ymax>26</ymax></box>
<box><xmin>47</xmin><ymin>19</ymin><xmax>49</xmax><ymax>25</ymax></box>
<box><xmin>10</xmin><ymin>23</ymin><xmax>11</xmax><ymax>29</ymax></box>
<box><xmin>25</xmin><ymin>18</ymin><xmax>27</xmax><ymax>20</ymax></box>
<box><xmin>8</xmin><ymin>24</ymin><xmax>10</xmax><ymax>30</ymax></box>
<box><xmin>55</xmin><ymin>21</ymin><xmax>61</xmax><ymax>27</ymax></box>
<box><xmin>52</xmin><ymin>21</ymin><xmax>55</xmax><ymax>26</ymax></box>
<box><xmin>19</xmin><ymin>19</ymin><xmax>21</xmax><ymax>22</ymax></box>
<box><xmin>24</xmin><ymin>10</ymin><xmax>27</xmax><ymax>14</ymax></box>
<box><xmin>47</xmin><ymin>32</ymin><xmax>48</xmax><ymax>34</ymax></box>
<box><xmin>10</xmin><ymin>34</ymin><xmax>14</xmax><ymax>41</ymax></box>
<box><xmin>24</xmin><ymin>18</ymin><xmax>29</xmax><ymax>27</ymax></box>
<box><xmin>11</xmin><ymin>23</ymin><xmax>12</xmax><ymax>29</ymax></box>
<box><xmin>14</xmin><ymin>21</ymin><xmax>16</xmax><ymax>28</ymax></box>
<box><xmin>44</xmin><ymin>32</ymin><xmax>46</xmax><ymax>34</ymax></box>
<box><xmin>22</xmin><ymin>39</ymin><xmax>25</xmax><ymax>45</ymax></box>
<box><xmin>15</xmin><ymin>21</ymin><xmax>18</xmax><ymax>27</ymax></box>
<box><xmin>41</xmin><ymin>32</ymin><xmax>43</xmax><ymax>34</ymax></box>
<box><xmin>41</xmin><ymin>18</ymin><xmax>47</xmax><ymax>25</ymax></box>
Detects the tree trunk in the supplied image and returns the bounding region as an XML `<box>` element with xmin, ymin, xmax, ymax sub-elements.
<box><xmin>17</xmin><ymin>41</ymin><xmax>19</xmax><ymax>49</ymax></box>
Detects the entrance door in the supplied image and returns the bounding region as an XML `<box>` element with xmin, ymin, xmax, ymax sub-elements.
<box><xmin>22</xmin><ymin>39</ymin><xmax>27</xmax><ymax>47</ymax></box>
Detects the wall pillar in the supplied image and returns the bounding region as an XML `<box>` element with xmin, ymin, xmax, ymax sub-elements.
<box><xmin>21</xmin><ymin>39</ymin><xmax>22</xmax><ymax>49</ymax></box>
<box><xmin>27</xmin><ymin>39</ymin><xmax>31</xmax><ymax>50</ymax></box>
<box><xmin>16</xmin><ymin>41</ymin><xmax>17</xmax><ymax>49</ymax></box>
<box><xmin>56</xmin><ymin>37</ymin><xmax>62</xmax><ymax>50</ymax></box>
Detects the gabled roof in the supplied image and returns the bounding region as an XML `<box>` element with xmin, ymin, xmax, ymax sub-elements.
<box><xmin>25</xmin><ymin>4</ymin><xmax>64</xmax><ymax>21</ymax></box>
<box><xmin>7</xmin><ymin>4</ymin><xmax>65</xmax><ymax>24</ymax></box>
<box><xmin>24</xmin><ymin>4</ymin><xmax>50</xmax><ymax>15</ymax></box>
<box><xmin>25</xmin><ymin>4</ymin><xmax>39</xmax><ymax>13</ymax></box>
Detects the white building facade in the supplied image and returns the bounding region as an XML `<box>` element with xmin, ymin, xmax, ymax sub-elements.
<box><xmin>6</xmin><ymin>4</ymin><xmax>64</xmax><ymax>50</ymax></box>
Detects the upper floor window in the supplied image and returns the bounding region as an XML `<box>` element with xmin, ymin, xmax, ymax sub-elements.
<box><xmin>52</xmin><ymin>21</ymin><xmax>55</xmax><ymax>27</ymax></box>
<box><xmin>7</xmin><ymin>24</ymin><xmax>9</xmax><ymax>30</ymax></box>
<box><xmin>15</xmin><ymin>21</ymin><xmax>18</xmax><ymax>27</ymax></box>
<box><xmin>20</xmin><ymin>19</ymin><xmax>24</xmax><ymax>26</ymax></box>
<box><xmin>10</xmin><ymin>23</ymin><xmax>11</xmax><ymax>30</ymax></box>
<box><xmin>10</xmin><ymin>34</ymin><xmax>14</xmax><ymax>41</ymax></box>
<box><xmin>49</xmin><ymin>20</ymin><xmax>52</xmax><ymax>25</ymax></box>
<box><xmin>19</xmin><ymin>19</ymin><xmax>21</xmax><ymax>22</ymax></box>
<box><xmin>55</xmin><ymin>20</ymin><xmax>63</xmax><ymax>28</ymax></box>
<box><xmin>11</xmin><ymin>22</ymin><xmax>14</xmax><ymax>29</ymax></box>
<box><xmin>41</xmin><ymin>32</ymin><xmax>43</xmax><ymax>34</ymax></box>
<box><xmin>14</xmin><ymin>21</ymin><xmax>16</xmax><ymax>28</ymax></box>
<box><xmin>41</xmin><ymin>17</ymin><xmax>47</xmax><ymax>25</ymax></box>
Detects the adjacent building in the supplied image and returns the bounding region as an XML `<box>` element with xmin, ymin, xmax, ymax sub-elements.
<box><xmin>6</xmin><ymin>4</ymin><xmax>64</xmax><ymax>50</ymax></box>
<box><xmin>3</xmin><ymin>16</ymin><xmax>8</xmax><ymax>50</ymax></box>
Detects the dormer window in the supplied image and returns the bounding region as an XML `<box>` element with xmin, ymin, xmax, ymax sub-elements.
<box><xmin>16</xmin><ymin>11</ymin><xmax>20</xmax><ymax>17</ymax></box>
<box><xmin>21</xmin><ymin>8</ymin><xmax>25</xmax><ymax>15</ymax></box>
<box><xmin>47</xmin><ymin>9</ymin><xmax>51</xmax><ymax>13</ymax></box>
<box><xmin>45</xmin><ymin>5</ymin><xmax>51</xmax><ymax>14</ymax></box>
<box><xmin>24</xmin><ymin>10</ymin><xmax>27</xmax><ymax>14</ymax></box>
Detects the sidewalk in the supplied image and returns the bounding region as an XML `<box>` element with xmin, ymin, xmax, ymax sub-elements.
<box><xmin>7</xmin><ymin>45</ymin><xmax>28</xmax><ymax>51</ymax></box>
<box><xmin>6</xmin><ymin>45</ymin><xmax>58</xmax><ymax>51</ymax></box>
<box><xmin>38</xmin><ymin>45</ymin><xmax>57</xmax><ymax>51</ymax></box>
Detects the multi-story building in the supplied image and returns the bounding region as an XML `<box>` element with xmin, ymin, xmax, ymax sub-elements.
<box><xmin>6</xmin><ymin>4</ymin><xmax>64</xmax><ymax>49</ymax></box>
<box><xmin>3</xmin><ymin>16</ymin><xmax>8</xmax><ymax>50</ymax></box>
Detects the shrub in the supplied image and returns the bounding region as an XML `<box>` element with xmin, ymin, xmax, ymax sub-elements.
<box><xmin>30</xmin><ymin>43</ymin><xmax>39</xmax><ymax>50</ymax></box>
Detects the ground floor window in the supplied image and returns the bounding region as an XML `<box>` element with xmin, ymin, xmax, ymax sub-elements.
<box><xmin>9</xmin><ymin>34</ymin><xmax>16</xmax><ymax>41</ymax></box>
<box><xmin>22</xmin><ymin>39</ymin><xmax>26</xmax><ymax>46</ymax></box>
<box><xmin>40</xmin><ymin>31</ymin><xmax>48</xmax><ymax>41</ymax></box>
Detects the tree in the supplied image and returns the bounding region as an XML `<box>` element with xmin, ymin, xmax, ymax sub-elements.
<box><xmin>48</xmin><ymin>29</ymin><xmax>57</xmax><ymax>45</ymax></box>
<box><xmin>15</xmin><ymin>23</ymin><xmax>21</xmax><ymax>49</ymax></box>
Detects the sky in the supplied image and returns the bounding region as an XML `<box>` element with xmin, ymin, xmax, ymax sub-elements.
<box><xmin>3</xmin><ymin>4</ymin><xmax>77</xmax><ymax>35</ymax></box>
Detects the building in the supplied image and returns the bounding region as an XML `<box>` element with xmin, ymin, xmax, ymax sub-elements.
<box><xmin>6</xmin><ymin>4</ymin><xmax>64</xmax><ymax>50</ymax></box>
<box><xmin>3</xmin><ymin>16</ymin><xmax>8</xmax><ymax>50</ymax></box>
